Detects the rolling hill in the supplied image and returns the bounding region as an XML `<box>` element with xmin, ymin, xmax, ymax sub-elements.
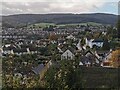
<box><xmin>2</xmin><ymin>13</ymin><xmax>118</xmax><ymax>28</ymax></box>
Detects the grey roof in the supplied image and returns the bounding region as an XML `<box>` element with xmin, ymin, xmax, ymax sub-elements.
<box><xmin>32</xmin><ymin>64</ymin><xmax>44</xmax><ymax>75</ymax></box>
<box><xmin>3</xmin><ymin>45</ymin><xmax>15</xmax><ymax>51</ymax></box>
<box><xmin>29</xmin><ymin>47</ymin><xmax>37</xmax><ymax>51</ymax></box>
<box><xmin>80</xmin><ymin>56</ymin><xmax>90</xmax><ymax>65</ymax></box>
<box><xmin>92</xmin><ymin>39</ymin><xmax>103</xmax><ymax>42</ymax></box>
<box><xmin>80</xmin><ymin>50</ymin><xmax>101</xmax><ymax>65</ymax></box>
<box><xmin>61</xmin><ymin>45</ymin><xmax>77</xmax><ymax>54</ymax></box>
<box><xmin>13</xmin><ymin>48</ymin><xmax>27</xmax><ymax>53</ymax></box>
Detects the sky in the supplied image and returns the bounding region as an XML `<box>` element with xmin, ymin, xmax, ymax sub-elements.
<box><xmin>1</xmin><ymin>0</ymin><xmax>119</xmax><ymax>15</ymax></box>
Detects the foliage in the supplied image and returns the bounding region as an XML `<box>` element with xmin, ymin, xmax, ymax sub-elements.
<box><xmin>43</xmin><ymin>25</ymin><xmax>55</xmax><ymax>31</ymax></box>
<box><xmin>107</xmin><ymin>26</ymin><xmax>118</xmax><ymax>39</ymax></box>
<box><xmin>102</xmin><ymin>38</ymin><xmax>110</xmax><ymax>50</ymax></box>
<box><xmin>45</xmin><ymin>60</ymin><xmax>84</xmax><ymax>89</ymax></box>
<box><xmin>38</xmin><ymin>47</ymin><xmax>50</xmax><ymax>56</ymax></box>
<box><xmin>2</xmin><ymin>54</ymin><xmax>41</xmax><ymax>88</ymax></box>
<box><xmin>49</xmin><ymin>33</ymin><xmax>58</xmax><ymax>41</ymax></box>
<box><xmin>110</xmin><ymin>49</ymin><xmax>120</xmax><ymax>68</ymax></box>
<box><xmin>80</xmin><ymin>38</ymin><xmax>86</xmax><ymax>46</ymax></box>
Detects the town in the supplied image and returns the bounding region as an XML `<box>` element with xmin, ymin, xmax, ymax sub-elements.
<box><xmin>1</xmin><ymin>22</ymin><xmax>120</xmax><ymax>88</ymax></box>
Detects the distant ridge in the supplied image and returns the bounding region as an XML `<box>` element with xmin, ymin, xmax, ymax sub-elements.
<box><xmin>2</xmin><ymin>13</ymin><xmax>117</xmax><ymax>27</ymax></box>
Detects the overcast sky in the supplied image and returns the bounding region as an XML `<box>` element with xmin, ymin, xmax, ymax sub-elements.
<box><xmin>1</xmin><ymin>0</ymin><xmax>119</xmax><ymax>15</ymax></box>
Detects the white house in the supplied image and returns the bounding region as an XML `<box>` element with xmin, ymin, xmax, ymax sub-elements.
<box><xmin>85</xmin><ymin>38</ymin><xmax>94</xmax><ymax>48</ymax></box>
<box><xmin>57</xmin><ymin>47</ymin><xmax>63</xmax><ymax>53</ymax></box>
<box><xmin>76</xmin><ymin>39</ymin><xmax>82</xmax><ymax>51</ymax></box>
<box><xmin>101</xmin><ymin>49</ymin><xmax>113</xmax><ymax>68</ymax></box>
<box><xmin>79</xmin><ymin>61</ymin><xmax>83</xmax><ymax>66</ymax></box>
<box><xmin>85</xmin><ymin>38</ymin><xmax>103</xmax><ymax>48</ymax></box>
<box><xmin>92</xmin><ymin>40</ymin><xmax>104</xmax><ymax>48</ymax></box>
<box><xmin>61</xmin><ymin>49</ymin><xmax>75</xmax><ymax>60</ymax></box>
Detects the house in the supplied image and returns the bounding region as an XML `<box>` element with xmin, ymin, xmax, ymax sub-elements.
<box><xmin>76</xmin><ymin>39</ymin><xmax>83</xmax><ymax>51</ymax></box>
<box><xmin>79</xmin><ymin>50</ymin><xmax>100</xmax><ymax>67</ymax></box>
<box><xmin>14</xmin><ymin>73</ymin><xmax>22</xmax><ymax>77</ymax></box>
<box><xmin>2</xmin><ymin>45</ymin><xmax>15</xmax><ymax>55</ymax></box>
<box><xmin>95</xmin><ymin>50</ymin><xmax>112</xmax><ymax>61</ymax></box>
<box><xmin>79</xmin><ymin>56</ymin><xmax>91</xmax><ymax>67</ymax></box>
<box><xmin>2</xmin><ymin>47</ymin><xmax>12</xmax><ymax>55</ymax></box>
<box><xmin>101</xmin><ymin>59</ymin><xmax>111</xmax><ymax>68</ymax></box>
<box><xmin>99</xmin><ymin>49</ymin><xmax>113</xmax><ymax>67</ymax></box>
<box><xmin>32</xmin><ymin>60</ymin><xmax>52</xmax><ymax>80</ymax></box>
<box><xmin>103</xmin><ymin>49</ymin><xmax>112</xmax><ymax>61</ymax></box>
<box><xmin>92</xmin><ymin>39</ymin><xmax>104</xmax><ymax>48</ymax></box>
<box><xmin>32</xmin><ymin>64</ymin><xmax>45</xmax><ymax>75</ymax></box>
<box><xmin>57</xmin><ymin>47</ymin><xmax>63</xmax><ymax>53</ymax></box>
<box><xmin>66</xmin><ymin>35</ymin><xmax>75</xmax><ymax>40</ymax></box>
<box><xmin>85</xmin><ymin>38</ymin><xmax>104</xmax><ymax>48</ymax></box>
<box><xmin>61</xmin><ymin>49</ymin><xmax>75</xmax><ymax>60</ymax></box>
<box><xmin>13</xmin><ymin>48</ymin><xmax>28</xmax><ymax>55</ymax></box>
<box><xmin>16</xmin><ymin>39</ymin><xmax>24</xmax><ymax>45</ymax></box>
<box><xmin>79</xmin><ymin>61</ymin><xmax>84</xmax><ymax>66</ymax></box>
<box><xmin>28</xmin><ymin>47</ymin><xmax>38</xmax><ymax>54</ymax></box>
<box><xmin>85</xmin><ymin>38</ymin><xmax>94</xmax><ymax>48</ymax></box>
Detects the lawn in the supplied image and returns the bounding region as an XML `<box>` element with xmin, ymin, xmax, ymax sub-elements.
<box><xmin>28</xmin><ymin>23</ymin><xmax>55</xmax><ymax>28</ymax></box>
<box><xmin>27</xmin><ymin>22</ymin><xmax>103</xmax><ymax>29</ymax></box>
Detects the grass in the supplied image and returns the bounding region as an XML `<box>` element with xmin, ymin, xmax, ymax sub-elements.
<box><xmin>27</xmin><ymin>22</ymin><xmax>103</xmax><ymax>29</ymax></box>
<box><xmin>56</xmin><ymin>22</ymin><xmax>102</xmax><ymax>27</ymax></box>
<box><xmin>28</xmin><ymin>23</ymin><xmax>55</xmax><ymax>28</ymax></box>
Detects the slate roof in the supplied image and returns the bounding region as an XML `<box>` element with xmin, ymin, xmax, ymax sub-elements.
<box><xmin>32</xmin><ymin>64</ymin><xmax>45</xmax><ymax>75</ymax></box>
<box><xmin>96</xmin><ymin>50</ymin><xmax>110</xmax><ymax>57</ymax></box>
<box><xmin>13</xmin><ymin>48</ymin><xmax>27</xmax><ymax>53</ymax></box>
<box><xmin>20</xmin><ymin>44</ymin><xmax>29</xmax><ymax>48</ymax></box>
<box><xmin>84</xmin><ymin>50</ymin><xmax>100</xmax><ymax>60</ymax></box>
<box><xmin>3</xmin><ymin>47</ymin><xmax>12</xmax><ymax>51</ymax></box>
<box><xmin>92</xmin><ymin>39</ymin><xmax>103</xmax><ymax>42</ymax></box>
<box><xmin>29</xmin><ymin>47</ymin><xmax>37</xmax><ymax>51</ymax></box>
<box><xmin>80</xmin><ymin>50</ymin><xmax>101</xmax><ymax>65</ymax></box>
<box><xmin>60</xmin><ymin>45</ymin><xmax>77</xmax><ymax>54</ymax></box>
<box><xmin>96</xmin><ymin>50</ymin><xmax>110</xmax><ymax>54</ymax></box>
<box><xmin>3</xmin><ymin>44</ymin><xmax>16</xmax><ymax>51</ymax></box>
<box><xmin>80</xmin><ymin>56</ymin><xmax>90</xmax><ymax>65</ymax></box>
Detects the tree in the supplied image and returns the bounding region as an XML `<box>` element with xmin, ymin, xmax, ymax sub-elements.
<box><xmin>92</xmin><ymin>45</ymin><xmax>99</xmax><ymax>50</ymax></box>
<box><xmin>109</xmin><ymin>49</ymin><xmax>120</xmax><ymax>68</ymax></box>
<box><xmin>80</xmin><ymin>38</ymin><xmax>86</xmax><ymax>46</ymax></box>
<box><xmin>49</xmin><ymin>33</ymin><xmax>58</xmax><ymax>41</ymax></box>
<box><xmin>94</xmin><ymin>32</ymin><xmax>100</xmax><ymax>39</ymax></box>
<box><xmin>86</xmin><ymin>45</ymin><xmax>90</xmax><ymax>50</ymax></box>
<box><xmin>115</xmin><ymin>18</ymin><xmax>120</xmax><ymax>39</ymax></box>
<box><xmin>107</xmin><ymin>26</ymin><xmax>118</xmax><ymax>39</ymax></box>
<box><xmin>45</xmin><ymin>65</ymin><xmax>59</xmax><ymax>88</ymax></box>
<box><xmin>102</xmin><ymin>38</ymin><xmax>110</xmax><ymax>50</ymax></box>
<box><xmin>43</xmin><ymin>25</ymin><xmax>54</xmax><ymax>31</ymax></box>
<box><xmin>44</xmin><ymin>60</ymin><xmax>84</xmax><ymax>89</ymax></box>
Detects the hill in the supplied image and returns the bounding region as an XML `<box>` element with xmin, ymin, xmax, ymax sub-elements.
<box><xmin>2</xmin><ymin>13</ymin><xmax>117</xmax><ymax>28</ymax></box>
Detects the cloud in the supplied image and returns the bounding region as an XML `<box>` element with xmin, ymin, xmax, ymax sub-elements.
<box><xmin>1</xmin><ymin>0</ymin><xmax>119</xmax><ymax>15</ymax></box>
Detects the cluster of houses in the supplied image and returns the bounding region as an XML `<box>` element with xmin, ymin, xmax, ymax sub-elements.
<box><xmin>1</xmin><ymin>32</ymin><xmax>113</xmax><ymax>68</ymax></box>
<box><xmin>1</xmin><ymin>25</ymin><xmax>115</xmax><ymax>81</ymax></box>
<box><xmin>2</xmin><ymin>23</ymin><xmax>110</xmax><ymax>40</ymax></box>
<box><xmin>30</xmin><ymin>45</ymin><xmax>113</xmax><ymax>80</ymax></box>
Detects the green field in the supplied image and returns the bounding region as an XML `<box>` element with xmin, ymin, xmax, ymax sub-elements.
<box><xmin>58</xmin><ymin>22</ymin><xmax>102</xmax><ymax>26</ymax></box>
<box><xmin>27</xmin><ymin>22</ymin><xmax>103</xmax><ymax>28</ymax></box>
<box><xmin>28</xmin><ymin>23</ymin><xmax>55</xmax><ymax>28</ymax></box>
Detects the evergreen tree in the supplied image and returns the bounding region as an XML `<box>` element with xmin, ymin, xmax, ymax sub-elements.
<box><xmin>102</xmin><ymin>38</ymin><xmax>110</xmax><ymax>50</ymax></box>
